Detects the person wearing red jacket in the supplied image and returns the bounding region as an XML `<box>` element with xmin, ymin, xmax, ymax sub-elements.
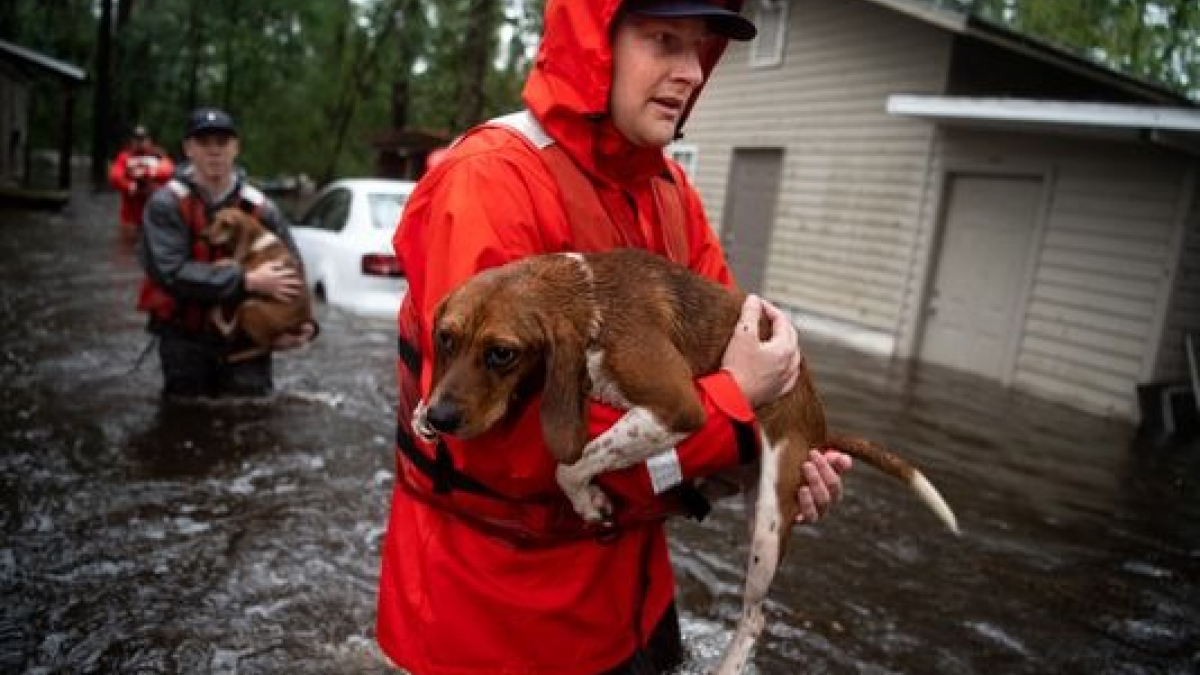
<box><xmin>378</xmin><ymin>2</ymin><xmax>853</xmax><ymax>674</ymax></box>
<box><xmin>109</xmin><ymin>125</ymin><xmax>174</xmax><ymax>241</ymax></box>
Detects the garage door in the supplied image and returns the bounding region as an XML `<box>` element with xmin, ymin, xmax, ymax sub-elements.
<box><xmin>720</xmin><ymin>148</ymin><xmax>783</xmax><ymax>294</ymax></box>
<box><xmin>919</xmin><ymin>173</ymin><xmax>1044</xmax><ymax>380</ymax></box>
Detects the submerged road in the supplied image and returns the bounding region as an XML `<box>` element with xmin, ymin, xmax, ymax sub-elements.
<box><xmin>1</xmin><ymin>185</ymin><xmax>1197</xmax><ymax>674</ymax></box>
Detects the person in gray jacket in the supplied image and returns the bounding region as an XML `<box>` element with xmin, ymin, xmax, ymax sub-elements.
<box><xmin>135</xmin><ymin>106</ymin><xmax>316</xmax><ymax>398</ymax></box>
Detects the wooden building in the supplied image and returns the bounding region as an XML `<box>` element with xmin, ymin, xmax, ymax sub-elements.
<box><xmin>680</xmin><ymin>0</ymin><xmax>1200</xmax><ymax>420</ymax></box>
<box><xmin>0</xmin><ymin>39</ymin><xmax>86</xmax><ymax>199</ymax></box>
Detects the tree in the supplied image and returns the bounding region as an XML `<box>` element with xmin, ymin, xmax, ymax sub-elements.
<box><xmin>962</xmin><ymin>0</ymin><xmax>1198</xmax><ymax>100</ymax></box>
<box><xmin>5</xmin><ymin>0</ymin><xmax>1192</xmax><ymax>189</ymax></box>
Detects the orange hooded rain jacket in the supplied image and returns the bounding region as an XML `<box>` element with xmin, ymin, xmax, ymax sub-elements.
<box><xmin>109</xmin><ymin>145</ymin><xmax>175</xmax><ymax>230</ymax></box>
<box><xmin>378</xmin><ymin>2</ymin><xmax>753</xmax><ymax>673</ymax></box>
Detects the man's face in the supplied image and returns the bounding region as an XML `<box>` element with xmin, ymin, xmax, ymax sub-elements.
<box><xmin>183</xmin><ymin>132</ymin><xmax>239</xmax><ymax>184</ymax></box>
<box><xmin>610</xmin><ymin>14</ymin><xmax>711</xmax><ymax>148</ymax></box>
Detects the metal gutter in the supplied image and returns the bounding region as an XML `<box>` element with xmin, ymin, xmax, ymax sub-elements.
<box><xmin>0</xmin><ymin>39</ymin><xmax>87</xmax><ymax>83</ymax></box>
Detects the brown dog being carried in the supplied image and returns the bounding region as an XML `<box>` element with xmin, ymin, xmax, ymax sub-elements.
<box><xmin>201</xmin><ymin>207</ymin><xmax>313</xmax><ymax>363</ymax></box>
<box><xmin>412</xmin><ymin>247</ymin><xmax>959</xmax><ymax>675</ymax></box>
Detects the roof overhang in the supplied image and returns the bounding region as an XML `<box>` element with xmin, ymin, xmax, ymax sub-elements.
<box><xmin>0</xmin><ymin>39</ymin><xmax>87</xmax><ymax>84</ymax></box>
<box><xmin>887</xmin><ymin>95</ymin><xmax>1200</xmax><ymax>156</ymax></box>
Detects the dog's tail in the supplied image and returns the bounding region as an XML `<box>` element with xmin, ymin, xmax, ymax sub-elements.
<box><xmin>825</xmin><ymin>433</ymin><xmax>959</xmax><ymax>535</ymax></box>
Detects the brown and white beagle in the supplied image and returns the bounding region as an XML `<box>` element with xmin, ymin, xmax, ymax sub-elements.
<box><xmin>413</xmin><ymin>247</ymin><xmax>958</xmax><ymax>675</ymax></box>
<box><xmin>201</xmin><ymin>207</ymin><xmax>313</xmax><ymax>363</ymax></box>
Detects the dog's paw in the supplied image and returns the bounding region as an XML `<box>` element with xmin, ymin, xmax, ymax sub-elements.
<box><xmin>579</xmin><ymin>484</ymin><xmax>614</xmax><ymax>523</ymax></box>
<box><xmin>556</xmin><ymin>465</ymin><xmax>613</xmax><ymax>523</ymax></box>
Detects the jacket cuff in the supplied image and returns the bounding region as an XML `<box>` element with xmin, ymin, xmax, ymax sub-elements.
<box><xmin>698</xmin><ymin>370</ymin><xmax>755</xmax><ymax>423</ymax></box>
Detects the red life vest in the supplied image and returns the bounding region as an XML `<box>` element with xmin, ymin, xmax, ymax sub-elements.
<box><xmin>393</xmin><ymin>112</ymin><xmax>709</xmax><ymax>548</ymax></box>
<box><xmin>135</xmin><ymin>180</ymin><xmax>264</xmax><ymax>331</ymax></box>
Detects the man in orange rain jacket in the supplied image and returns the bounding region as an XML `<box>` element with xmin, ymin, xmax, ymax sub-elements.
<box><xmin>378</xmin><ymin>2</ymin><xmax>853</xmax><ymax>674</ymax></box>
<box><xmin>109</xmin><ymin>125</ymin><xmax>174</xmax><ymax>241</ymax></box>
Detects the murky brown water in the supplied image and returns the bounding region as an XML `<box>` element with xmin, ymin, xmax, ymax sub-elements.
<box><xmin>2</xmin><ymin>185</ymin><xmax>1198</xmax><ymax>674</ymax></box>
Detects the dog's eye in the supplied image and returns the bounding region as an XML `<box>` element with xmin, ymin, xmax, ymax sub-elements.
<box><xmin>435</xmin><ymin>329</ymin><xmax>455</xmax><ymax>355</ymax></box>
<box><xmin>484</xmin><ymin>345</ymin><xmax>517</xmax><ymax>370</ymax></box>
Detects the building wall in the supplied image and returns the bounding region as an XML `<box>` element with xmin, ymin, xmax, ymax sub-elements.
<box><xmin>1153</xmin><ymin>170</ymin><xmax>1200</xmax><ymax>383</ymax></box>
<box><xmin>0</xmin><ymin>69</ymin><xmax>30</xmax><ymax>184</ymax></box>
<box><xmin>685</xmin><ymin>0</ymin><xmax>1200</xmax><ymax>419</ymax></box>
<box><xmin>686</xmin><ymin>0</ymin><xmax>952</xmax><ymax>347</ymax></box>
<box><xmin>925</xmin><ymin>130</ymin><xmax>1195</xmax><ymax>417</ymax></box>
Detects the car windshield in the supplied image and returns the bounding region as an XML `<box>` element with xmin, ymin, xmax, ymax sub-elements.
<box><xmin>368</xmin><ymin>192</ymin><xmax>408</xmax><ymax>230</ymax></box>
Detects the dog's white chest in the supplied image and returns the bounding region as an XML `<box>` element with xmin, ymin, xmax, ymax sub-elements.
<box><xmin>586</xmin><ymin>348</ymin><xmax>632</xmax><ymax>410</ymax></box>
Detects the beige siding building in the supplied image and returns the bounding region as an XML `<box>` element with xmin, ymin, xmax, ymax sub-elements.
<box><xmin>680</xmin><ymin>0</ymin><xmax>1200</xmax><ymax>421</ymax></box>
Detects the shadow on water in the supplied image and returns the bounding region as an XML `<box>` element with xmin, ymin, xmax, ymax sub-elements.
<box><xmin>2</xmin><ymin>185</ymin><xmax>1199</xmax><ymax>674</ymax></box>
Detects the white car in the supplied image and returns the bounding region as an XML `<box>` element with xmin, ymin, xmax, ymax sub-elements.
<box><xmin>291</xmin><ymin>178</ymin><xmax>415</xmax><ymax>319</ymax></box>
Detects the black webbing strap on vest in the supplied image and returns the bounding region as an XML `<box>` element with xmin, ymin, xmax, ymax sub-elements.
<box><xmin>674</xmin><ymin>483</ymin><xmax>712</xmax><ymax>521</ymax></box>
<box><xmin>733</xmin><ymin>420</ymin><xmax>759</xmax><ymax>465</ymax></box>
<box><xmin>396</xmin><ymin>335</ymin><xmax>421</xmax><ymax>376</ymax></box>
<box><xmin>395</xmin><ymin>425</ymin><xmax>506</xmax><ymax>498</ymax></box>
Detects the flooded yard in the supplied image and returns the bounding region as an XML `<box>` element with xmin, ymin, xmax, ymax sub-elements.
<box><xmin>1</xmin><ymin>187</ymin><xmax>1197</xmax><ymax>674</ymax></box>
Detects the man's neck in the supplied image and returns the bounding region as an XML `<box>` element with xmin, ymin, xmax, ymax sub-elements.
<box><xmin>195</xmin><ymin>174</ymin><xmax>236</xmax><ymax>203</ymax></box>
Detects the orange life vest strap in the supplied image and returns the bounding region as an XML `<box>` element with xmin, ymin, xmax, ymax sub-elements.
<box><xmin>488</xmin><ymin>110</ymin><xmax>692</xmax><ymax>266</ymax></box>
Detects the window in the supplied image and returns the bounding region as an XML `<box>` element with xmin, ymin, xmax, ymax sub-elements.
<box><xmin>666</xmin><ymin>143</ymin><xmax>698</xmax><ymax>179</ymax></box>
<box><xmin>368</xmin><ymin>192</ymin><xmax>408</xmax><ymax>230</ymax></box>
<box><xmin>751</xmin><ymin>0</ymin><xmax>788</xmax><ymax>68</ymax></box>
<box><xmin>302</xmin><ymin>189</ymin><xmax>352</xmax><ymax>233</ymax></box>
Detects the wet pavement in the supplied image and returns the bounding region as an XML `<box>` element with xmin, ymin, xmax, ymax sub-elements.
<box><xmin>2</xmin><ymin>185</ymin><xmax>1198</xmax><ymax>674</ymax></box>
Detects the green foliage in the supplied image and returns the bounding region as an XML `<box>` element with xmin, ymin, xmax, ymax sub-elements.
<box><xmin>4</xmin><ymin>0</ymin><xmax>543</xmax><ymax>185</ymax></box>
<box><xmin>1</xmin><ymin>0</ymin><xmax>1190</xmax><ymax>186</ymax></box>
<box><xmin>943</xmin><ymin>0</ymin><xmax>1198</xmax><ymax>101</ymax></box>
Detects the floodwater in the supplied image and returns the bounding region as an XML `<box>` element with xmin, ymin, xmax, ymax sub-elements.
<box><xmin>2</xmin><ymin>186</ymin><xmax>1198</xmax><ymax>675</ymax></box>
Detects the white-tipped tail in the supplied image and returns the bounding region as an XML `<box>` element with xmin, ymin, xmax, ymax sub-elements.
<box><xmin>910</xmin><ymin>470</ymin><xmax>959</xmax><ymax>535</ymax></box>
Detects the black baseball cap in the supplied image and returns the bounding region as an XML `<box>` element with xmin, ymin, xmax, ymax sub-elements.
<box><xmin>185</xmin><ymin>107</ymin><xmax>238</xmax><ymax>138</ymax></box>
<box><xmin>624</xmin><ymin>0</ymin><xmax>757</xmax><ymax>41</ymax></box>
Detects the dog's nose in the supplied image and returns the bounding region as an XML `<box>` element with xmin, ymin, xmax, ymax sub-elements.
<box><xmin>424</xmin><ymin>400</ymin><xmax>463</xmax><ymax>434</ymax></box>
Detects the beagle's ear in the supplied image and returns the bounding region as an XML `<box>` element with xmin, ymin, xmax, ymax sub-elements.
<box><xmin>428</xmin><ymin>296</ymin><xmax>452</xmax><ymax>378</ymax></box>
<box><xmin>539</xmin><ymin>315</ymin><xmax>588</xmax><ymax>465</ymax></box>
<box><xmin>223</xmin><ymin>212</ymin><xmax>251</xmax><ymax>260</ymax></box>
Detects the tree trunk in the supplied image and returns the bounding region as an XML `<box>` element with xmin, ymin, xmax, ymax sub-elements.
<box><xmin>391</xmin><ymin>0</ymin><xmax>423</xmax><ymax>129</ymax></box>
<box><xmin>90</xmin><ymin>0</ymin><xmax>114</xmax><ymax>189</ymax></box>
<box><xmin>454</xmin><ymin>0</ymin><xmax>500</xmax><ymax>131</ymax></box>
<box><xmin>321</xmin><ymin>0</ymin><xmax>404</xmax><ymax>183</ymax></box>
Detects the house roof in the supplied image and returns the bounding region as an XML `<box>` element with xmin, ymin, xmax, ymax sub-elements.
<box><xmin>0</xmin><ymin>39</ymin><xmax>87</xmax><ymax>84</ymax></box>
<box><xmin>887</xmin><ymin>95</ymin><xmax>1200</xmax><ymax>156</ymax></box>
<box><xmin>860</xmin><ymin>0</ymin><xmax>1197</xmax><ymax>107</ymax></box>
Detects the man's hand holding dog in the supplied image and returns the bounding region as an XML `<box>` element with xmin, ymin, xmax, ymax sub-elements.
<box><xmin>722</xmin><ymin>295</ymin><xmax>800</xmax><ymax>407</ymax></box>
<box><xmin>244</xmin><ymin>261</ymin><xmax>315</xmax><ymax>351</ymax></box>
<box><xmin>721</xmin><ymin>294</ymin><xmax>852</xmax><ymax>523</ymax></box>
<box><xmin>245</xmin><ymin>261</ymin><xmax>302</xmax><ymax>302</ymax></box>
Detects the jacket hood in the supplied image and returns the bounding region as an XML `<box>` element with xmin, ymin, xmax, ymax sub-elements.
<box><xmin>522</xmin><ymin>0</ymin><xmax>741</xmax><ymax>185</ymax></box>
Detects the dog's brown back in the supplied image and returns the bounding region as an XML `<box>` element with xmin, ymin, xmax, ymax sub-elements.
<box><xmin>579</xmin><ymin>249</ymin><xmax>954</xmax><ymax>525</ymax></box>
<box><xmin>203</xmin><ymin>208</ymin><xmax>312</xmax><ymax>359</ymax></box>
